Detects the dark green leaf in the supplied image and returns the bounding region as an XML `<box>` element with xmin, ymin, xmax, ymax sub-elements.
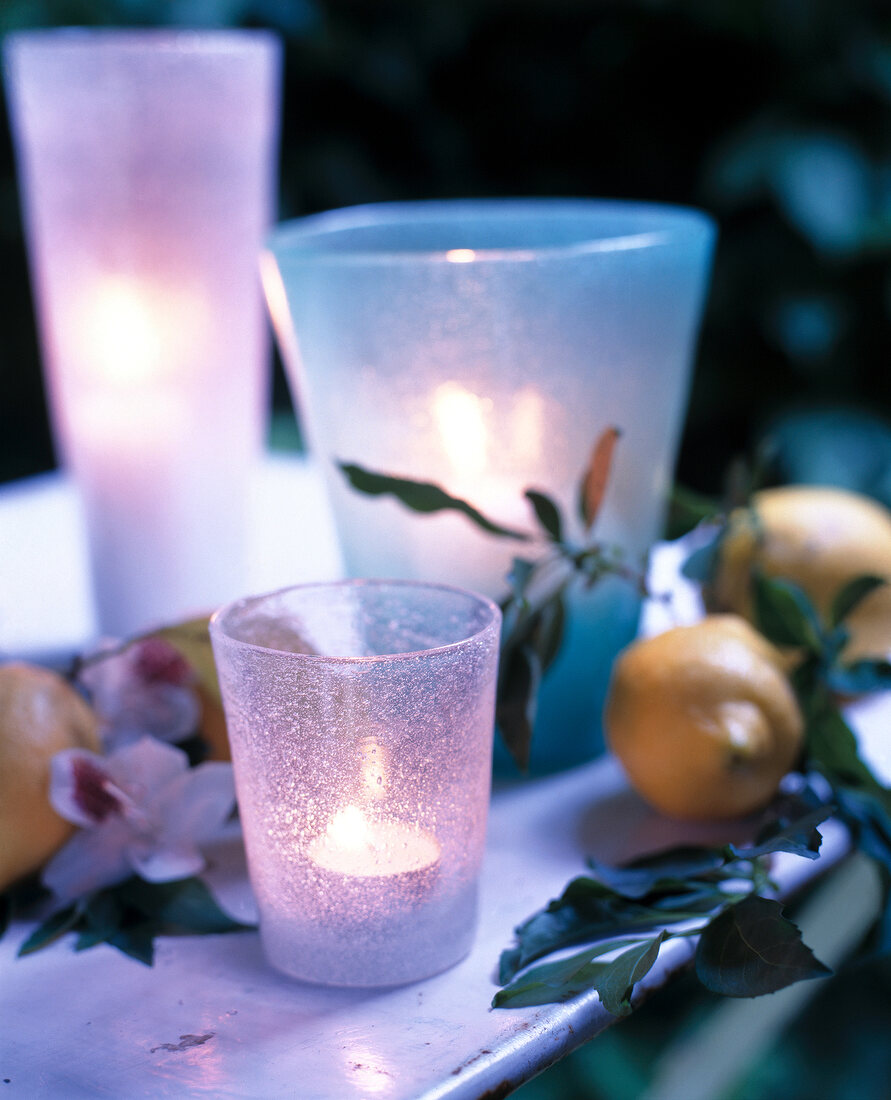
<box><xmin>534</xmin><ymin>592</ymin><xmax>567</xmax><ymax>672</ymax></box>
<box><xmin>0</xmin><ymin>894</ymin><xmax>9</xmax><ymax>940</ymax></box>
<box><xmin>681</xmin><ymin>537</ymin><xmax>721</xmax><ymax>583</ymax></box>
<box><xmin>495</xmin><ymin>645</ymin><xmax>541</xmax><ymax>772</ymax></box>
<box><xmin>752</xmin><ymin>571</ymin><xmax>822</xmax><ymax>651</ymax></box>
<box><xmin>499</xmin><ymin>875</ymin><xmax>715</xmax><ymax>983</ymax></box>
<box><xmin>730</xmin><ymin>795</ymin><xmax>832</xmax><ymax>862</ymax></box>
<box><xmin>586</xmin><ymin>846</ymin><xmax>729</xmax><ymax>900</ymax></box>
<box><xmin>827</xmin><ymin>660</ymin><xmax>891</xmax><ymax>696</ymax></box>
<box><xmin>525</xmin><ymin>490</ymin><xmax>564</xmax><ymax>542</ymax></box>
<box><xmin>695</xmin><ymin>896</ymin><xmax>831</xmax><ymax>997</ymax></box>
<box><xmin>116</xmin><ymin>876</ymin><xmax>254</xmax><ymax>935</ymax></box>
<box><xmin>339</xmin><ymin>462</ymin><xmax>530</xmax><ymax>541</ymax></box>
<box><xmin>18</xmin><ymin>904</ymin><xmax>81</xmax><ymax>957</ymax></box>
<box><xmin>75</xmin><ymin>891</ymin><xmax>125</xmax><ymax>951</ymax></box>
<box><xmin>109</xmin><ymin>923</ymin><xmax>157</xmax><ymax>966</ymax></box>
<box><xmin>596</xmin><ymin>931</ymin><xmax>668</xmax><ymax>1017</ymax></box>
<box><xmin>493</xmin><ymin>936</ymin><xmax>646</xmax><ymax>1009</ymax></box>
<box><xmin>806</xmin><ymin>702</ymin><xmax>891</xmax><ymax>811</ymax></box>
<box><xmin>829</xmin><ymin>575</ymin><xmax>887</xmax><ymax>629</ymax></box>
<box><xmin>833</xmin><ymin>787</ymin><xmax>891</xmax><ymax>878</ymax></box>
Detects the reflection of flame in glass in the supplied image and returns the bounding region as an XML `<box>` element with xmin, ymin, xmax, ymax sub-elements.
<box><xmin>432</xmin><ymin>381</ymin><xmax>489</xmax><ymax>481</ymax></box>
<box><xmin>361</xmin><ymin>739</ymin><xmax>387</xmax><ymax>800</ymax></box>
<box><xmin>445</xmin><ymin>248</ymin><xmax>476</xmax><ymax>263</ymax></box>
<box><xmin>511</xmin><ymin>385</ymin><xmax>545</xmax><ymax>468</ymax></box>
<box><xmin>260</xmin><ymin>249</ymin><xmax>299</xmax><ymax>367</ymax></box>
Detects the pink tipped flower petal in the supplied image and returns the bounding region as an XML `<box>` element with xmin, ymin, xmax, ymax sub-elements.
<box><xmin>42</xmin><ymin>819</ymin><xmax>133</xmax><ymax>901</ymax></box>
<box><xmin>127</xmin><ymin>842</ymin><xmax>205</xmax><ymax>884</ymax></box>
<box><xmin>49</xmin><ymin>748</ymin><xmax>124</xmax><ymax>828</ymax></box>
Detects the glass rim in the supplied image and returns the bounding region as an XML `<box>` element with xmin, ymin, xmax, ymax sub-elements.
<box><xmin>267</xmin><ymin>197</ymin><xmax>716</xmax><ymax>265</ymax></box>
<box><xmin>210</xmin><ymin>578</ymin><xmax>502</xmax><ymax>664</ymax></box>
<box><xmin>3</xmin><ymin>26</ymin><xmax>280</xmax><ymax>58</ymax></box>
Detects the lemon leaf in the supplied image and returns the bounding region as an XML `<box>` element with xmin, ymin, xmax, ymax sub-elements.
<box><xmin>18</xmin><ymin>902</ymin><xmax>81</xmax><ymax>956</ymax></box>
<box><xmin>525</xmin><ymin>489</ymin><xmax>563</xmax><ymax>542</ymax></box>
<box><xmin>829</xmin><ymin>574</ymin><xmax>887</xmax><ymax>629</ymax></box>
<box><xmin>586</xmin><ymin>846</ymin><xmax>728</xmax><ymax>899</ymax></box>
<box><xmin>827</xmin><ymin>659</ymin><xmax>891</xmax><ymax>695</ymax></box>
<box><xmin>695</xmin><ymin>896</ymin><xmax>831</xmax><ymax>997</ymax></box>
<box><xmin>752</xmin><ymin>570</ymin><xmax>822</xmax><ymax>650</ymax></box>
<box><xmin>493</xmin><ymin>934</ymin><xmax>650</xmax><ymax>1009</ymax></box>
<box><xmin>579</xmin><ymin>426</ymin><xmax>622</xmax><ymax>531</ymax></box>
<box><xmin>339</xmin><ymin>461</ymin><xmax>531</xmax><ymax>541</ymax></box>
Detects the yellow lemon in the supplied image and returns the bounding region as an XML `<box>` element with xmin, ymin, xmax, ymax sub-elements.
<box><xmin>604</xmin><ymin>616</ymin><xmax>804</xmax><ymax>821</ymax></box>
<box><xmin>713</xmin><ymin>485</ymin><xmax>891</xmax><ymax>661</ymax></box>
<box><xmin>0</xmin><ymin>663</ymin><xmax>100</xmax><ymax>891</ymax></box>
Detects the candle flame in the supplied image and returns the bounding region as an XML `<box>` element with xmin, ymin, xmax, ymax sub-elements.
<box><xmin>445</xmin><ymin>248</ymin><xmax>476</xmax><ymax>263</ymax></box>
<box><xmin>325</xmin><ymin>805</ymin><xmax>370</xmax><ymax>851</ymax></box>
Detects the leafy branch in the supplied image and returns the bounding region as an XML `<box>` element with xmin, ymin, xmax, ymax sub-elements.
<box><xmin>495</xmin><ymin>572</ymin><xmax>891</xmax><ymax>1012</ymax></box>
<box><xmin>340</xmin><ymin>426</ymin><xmax>641</xmax><ymax>769</ymax></box>
<box><xmin>494</xmin><ymin>789</ymin><xmax>833</xmax><ymax>1012</ymax></box>
<box><xmin>16</xmin><ymin>875</ymin><xmax>252</xmax><ymax>965</ymax></box>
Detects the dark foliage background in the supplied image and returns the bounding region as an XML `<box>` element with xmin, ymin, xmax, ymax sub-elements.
<box><xmin>2</xmin><ymin>3</ymin><xmax>891</xmax><ymax>1097</ymax></box>
<box><xmin>3</xmin><ymin>0</ymin><xmax>891</xmax><ymax>491</ymax></box>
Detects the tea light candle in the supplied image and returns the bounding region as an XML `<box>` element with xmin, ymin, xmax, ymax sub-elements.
<box><xmin>307</xmin><ymin>805</ymin><xmax>441</xmax><ymax>880</ymax></box>
<box><xmin>210</xmin><ymin>580</ymin><xmax>501</xmax><ymax>987</ymax></box>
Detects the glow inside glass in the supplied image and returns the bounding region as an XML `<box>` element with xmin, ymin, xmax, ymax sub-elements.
<box><xmin>210</xmin><ymin>580</ymin><xmax>501</xmax><ymax>986</ymax></box>
<box><xmin>264</xmin><ymin>199</ymin><xmax>716</xmax><ymax>774</ymax></box>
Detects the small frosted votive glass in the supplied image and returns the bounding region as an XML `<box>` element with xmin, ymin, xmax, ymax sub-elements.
<box><xmin>210</xmin><ymin>580</ymin><xmax>501</xmax><ymax>986</ymax></box>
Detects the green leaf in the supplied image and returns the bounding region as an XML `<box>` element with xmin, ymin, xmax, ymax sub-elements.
<box><xmin>75</xmin><ymin>891</ymin><xmax>125</xmax><ymax>951</ymax></box>
<box><xmin>493</xmin><ymin>935</ymin><xmax>647</xmax><ymax>1009</ymax></box>
<box><xmin>681</xmin><ymin>536</ymin><xmax>722</xmax><ymax>583</ymax></box>
<box><xmin>525</xmin><ymin>490</ymin><xmax>564</xmax><ymax>542</ymax></box>
<box><xmin>586</xmin><ymin>846</ymin><xmax>729</xmax><ymax>900</ymax></box>
<box><xmin>0</xmin><ymin>893</ymin><xmax>9</xmax><ymax>940</ymax></box>
<box><xmin>832</xmin><ymin>787</ymin><xmax>891</xmax><ymax>878</ymax></box>
<box><xmin>752</xmin><ymin>571</ymin><xmax>822</xmax><ymax>651</ymax></box>
<box><xmin>695</xmin><ymin>896</ymin><xmax>831</xmax><ymax>997</ymax></box>
<box><xmin>18</xmin><ymin>904</ymin><xmax>81</xmax><ymax>957</ymax></box>
<box><xmin>806</xmin><ymin>701</ymin><xmax>891</xmax><ymax>810</ymax></box>
<box><xmin>498</xmin><ymin>875</ymin><xmax>716</xmax><ymax>983</ymax></box>
<box><xmin>109</xmin><ymin>923</ymin><xmax>157</xmax><ymax>966</ymax></box>
<box><xmin>339</xmin><ymin>462</ymin><xmax>530</xmax><ymax>541</ymax></box>
<box><xmin>730</xmin><ymin>790</ymin><xmax>832</xmax><ymax>862</ymax></box>
<box><xmin>827</xmin><ymin>659</ymin><xmax>891</xmax><ymax>696</ymax></box>
<box><xmin>829</xmin><ymin>574</ymin><xmax>887</xmax><ymax>629</ymax></box>
<box><xmin>595</xmin><ymin>931</ymin><xmax>668</xmax><ymax>1017</ymax></box>
<box><xmin>115</xmin><ymin>876</ymin><xmax>254</xmax><ymax>935</ymax></box>
<box><xmin>495</xmin><ymin>644</ymin><xmax>541</xmax><ymax>772</ymax></box>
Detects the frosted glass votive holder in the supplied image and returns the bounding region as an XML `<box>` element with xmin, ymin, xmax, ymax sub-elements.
<box><xmin>210</xmin><ymin>580</ymin><xmax>501</xmax><ymax>986</ymax></box>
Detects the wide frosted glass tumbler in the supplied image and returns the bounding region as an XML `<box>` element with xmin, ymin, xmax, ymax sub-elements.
<box><xmin>265</xmin><ymin>200</ymin><xmax>715</xmax><ymax>774</ymax></box>
<box><xmin>3</xmin><ymin>30</ymin><xmax>281</xmax><ymax>635</ymax></box>
<box><xmin>210</xmin><ymin>580</ymin><xmax>501</xmax><ymax>986</ymax></box>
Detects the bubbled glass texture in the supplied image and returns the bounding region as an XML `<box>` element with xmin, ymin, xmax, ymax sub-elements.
<box><xmin>265</xmin><ymin>199</ymin><xmax>715</xmax><ymax>774</ymax></box>
<box><xmin>210</xmin><ymin>581</ymin><xmax>501</xmax><ymax>986</ymax></box>
<box><xmin>3</xmin><ymin>30</ymin><xmax>281</xmax><ymax>634</ymax></box>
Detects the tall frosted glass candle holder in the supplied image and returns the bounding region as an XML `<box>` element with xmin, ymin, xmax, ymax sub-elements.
<box><xmin>265</xmin><ymin>200</ymin><xmax>715</xmax><ymax>775</ymax></box>
<box><xmin>210</xmin><ymin>580</ymin><xmax>501</xmax><ymax>986</ymax></box>
<box><xmin>3</xmin><ymin>30</ymin><xmax>281</xmax><ymax>636</ymax></box>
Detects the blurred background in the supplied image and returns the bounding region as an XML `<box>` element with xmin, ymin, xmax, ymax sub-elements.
<box><xmin>2</xmin><ymin>1</ymin><xmax>891</xmax><ymax>1096</ymax></box>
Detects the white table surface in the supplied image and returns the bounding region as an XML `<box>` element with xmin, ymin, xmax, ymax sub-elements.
<box><xmin>0</xmin><ymin>458</ymin><xmax>882</xmax><ymax>1099</ymax></box>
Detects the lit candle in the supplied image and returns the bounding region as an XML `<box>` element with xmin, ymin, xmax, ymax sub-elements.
<box><xmin>210</xmin><ymin>580</ymin><xmax>501</xmax><ymax>986</ymax></box>
<box><xmin>4</xmin><ymin>29</ymin><xmax>281</xmax><ymax>637</ymax></box>
<box><xmin>308</xmin><ymin>805</ymin><xmax>440</xmax><ymax>882</ymax></box>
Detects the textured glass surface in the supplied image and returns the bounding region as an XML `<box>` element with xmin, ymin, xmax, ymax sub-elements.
<box><xmin>210</xmin><ymin>580</ymin><xmax>501</xmax><ymax>986</ymax></box>
<box><xmin>3</xmin><ymin>30</ymin><xmax>281</xmax><ymax>634</ymax></box>
<box><xmin>265</xmin><ymin>199</ymin><xmax>715</xmax><ymax>772</ymax></box>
